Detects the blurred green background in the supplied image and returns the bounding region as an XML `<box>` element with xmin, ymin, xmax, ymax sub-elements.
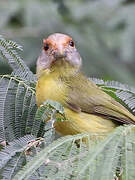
<box><xmin>0</xmin><ymin>0</ymin><xmax>135</xmax><ymax>85</ymax></box>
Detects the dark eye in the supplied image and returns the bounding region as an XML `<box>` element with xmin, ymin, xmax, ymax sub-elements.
<box><xmin>44</xmin><ymin>43</ymin><xmax>49</xmax><ymax>51</ymax></box>
<box><xmin>69</xmin><ymin>40</ymin><xmax>74</xmax><ymax>47</ymax></box>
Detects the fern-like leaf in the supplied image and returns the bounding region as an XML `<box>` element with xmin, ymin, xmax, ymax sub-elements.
<box><xmin>13</xmin><ymin>126</ymin><xmax>135</xmax><ymax>180</ymax></box>
<box><xmin>121</xmin><ymin>126</ymin><xmax>135</xmax><ymax>179</ymax></box>
<box><xmin>0</xmin><ymin>135</ymin><xmax>35</xmax><ymax>180</ymax></box>
<box><xmin>0</xmin><ymin>36</ymin><xmax>36</xmax><ymax>82</ymax></box>
<box><xmin>0</xmin><ymin>75</ymin><xmax>37</xmax><ymax>143</ymax></box>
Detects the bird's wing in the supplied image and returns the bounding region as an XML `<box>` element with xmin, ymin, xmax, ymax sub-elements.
<box><xmin>66</xmin><ymin>74</ymin><xmax>135</xmax><ymax>125</ymax></box>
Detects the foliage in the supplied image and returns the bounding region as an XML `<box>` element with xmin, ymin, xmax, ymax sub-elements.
<box><xmin>13</xmin><ymin>126</ymin><xmax>135</xmax><ymax>180</ymax></box>
<box><xmin>0</xmin><ymin>33</ymin><xmax>135</xmax><ymax>179</ymax></box>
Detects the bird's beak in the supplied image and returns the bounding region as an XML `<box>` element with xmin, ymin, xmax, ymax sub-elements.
<box><xmin>54</xmin><ymin>45</ymin><xmax>66</xmax><ymax>60</ymax></box>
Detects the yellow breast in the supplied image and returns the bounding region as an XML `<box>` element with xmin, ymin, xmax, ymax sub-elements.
<box><xmin>36</xmin><ymin>71</ymin><xmax>67</xmax><ymax>107</ymax></box>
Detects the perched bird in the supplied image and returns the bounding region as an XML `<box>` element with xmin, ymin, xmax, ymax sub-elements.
<box><xmin>36</xmin><ymin>33</ymin><xmax>135</xmax><ymax>137</ymax></box>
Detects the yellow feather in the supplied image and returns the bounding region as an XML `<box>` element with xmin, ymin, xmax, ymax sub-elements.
<box><xmin>36</xmin><ymin>63</ymin><xmax>117</xmax><ymax>138</ymax></box>
<box><xmin>36</xmin><ymin>69</ymin><xmax>68</xmax><ymax>107</ymax></box>
<box><xmin>54</xmin><ymin>108</ymin><xmax>116</xmax><ymax>136</ymax></box>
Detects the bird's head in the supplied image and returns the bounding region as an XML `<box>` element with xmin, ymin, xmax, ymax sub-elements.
<box><xmin>36</xmin><ymin>33</ymin><xmax>82</xmax><ymax>77</ymax></box>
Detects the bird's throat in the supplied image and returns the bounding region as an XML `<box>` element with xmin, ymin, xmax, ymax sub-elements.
<box><xmin>39</xmin><ymin>59</ymin><xmax>79</xmax><ymax>78</ymax></box>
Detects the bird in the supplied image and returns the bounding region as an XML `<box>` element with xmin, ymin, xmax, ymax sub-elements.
<box><xmin>36</xmin><ymin>33</ymin><xmax>135</xmax><ymax>138</ymax></box>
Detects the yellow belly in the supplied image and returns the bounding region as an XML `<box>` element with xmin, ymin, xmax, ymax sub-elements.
<box><xmin>54</xmin><ymin>108</ymin><xmax>116</xmax><ymax>136</ymax></box>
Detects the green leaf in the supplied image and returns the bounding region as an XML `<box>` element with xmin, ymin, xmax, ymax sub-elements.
<box><xmin>43</xmin><ymin>100</ymin><xmax>65</xmax><ymax>115</ymax></box>
<box><xmin>0</xmin><ymin>75</ymin><xmax>37</xmax><ymax>142</ymax></box>
<box><xmin>0</xmin><ymin>36</ymin><xmax>36</xmax><ymax>82</ymax></box>
<box><xmin>0</xmin><ymin>135</ymin><xmax>35</xmax><ymax>179</ymax></box>
<box><xmin>13</xmin><ymin>126</ymin><xmax>131</xmax><ymax>180</ymax></box>
<box><xmin>122</xmin><ymin>126</ymin><xmax>135</xmax><ymax>180</ymax></box>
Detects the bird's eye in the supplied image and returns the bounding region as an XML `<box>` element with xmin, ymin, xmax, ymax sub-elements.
<box><xmin>69</xmin><ymin>40</ymin><xmax>74</xmax><ymax>47</ymax></box>
<box><xmin>44</xmin><ymin>43</ymin><xmax>49</xmax><ymax>51</ymax></box>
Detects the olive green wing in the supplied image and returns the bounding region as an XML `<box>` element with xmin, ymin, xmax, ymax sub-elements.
<box><xmin>66</xmin><ymin>74</ymin><xmax>135</xmax><ymax>125</ymax></box>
